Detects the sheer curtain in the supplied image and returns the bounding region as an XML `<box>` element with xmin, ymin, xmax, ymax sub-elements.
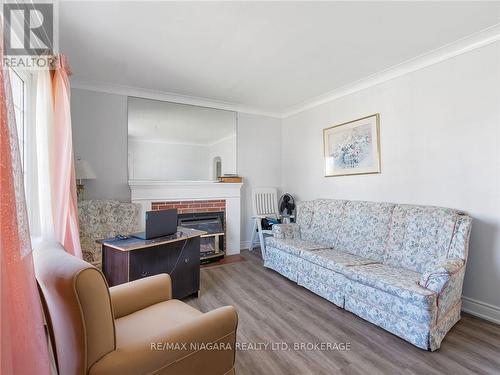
<box><xmin>1</xmin><ymin>52</ymin><xmax>81</xmax><ymax>372</ymax></box>
<box><xmin>34</xmin><ymin>69</ymin><xmax>55</xmax><ymax>239</ymax></box>
<box><xmin>52</xmin><ymin>56</ymin><xmax>81</xmax><ymax>256</ymax></box>
<box><xmin>0</xmin><ymin>52</ymin><xmax>50</xmax><ymax>374</ymax></box>
<box><xmin>33</xmin><ymin>56</ymin><xmax>82</xmax><ymax>257</ymax></box>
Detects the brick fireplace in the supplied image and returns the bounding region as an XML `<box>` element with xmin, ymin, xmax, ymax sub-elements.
<box><xmin>151</xmin><ymin>199</ymin><xmax>226</xmax><ymax>214</ymax></box>
<box><xmin>151</xmin><ymin>200</ymin><xmax>226</xmax><ymax>263</ymax></box>
<box><xmin>129</xmin><ymin>180</ymin><xmax>242</xmax><ymax>255</ymax></box>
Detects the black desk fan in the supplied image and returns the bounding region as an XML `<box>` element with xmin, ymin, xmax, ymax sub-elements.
<box><xmin>278</xmin><ymin>193</ymin><xmax>296</xmax><ymax>222</ymax></box>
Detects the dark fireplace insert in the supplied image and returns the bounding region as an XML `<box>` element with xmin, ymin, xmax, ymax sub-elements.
<box><xmin>178</xmin><ymin>211</ymin><xmax>225</xmax><ymax>264</ymax></box>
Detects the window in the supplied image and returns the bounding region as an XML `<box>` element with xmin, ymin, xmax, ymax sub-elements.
<box><xmin>9</xmin><ymin>68</ymin><xmax>27</xmax><ymax>170</ymax></box>
<box><xmin>8</xmin><ymin>68</ymin><xmax>35</xmax><ymax>228</ymax></box>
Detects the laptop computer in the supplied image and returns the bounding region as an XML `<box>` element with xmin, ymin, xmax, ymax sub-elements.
<box><xmin>131</xmin><ymin>209</ymin><xmax>178</xmax><ymax>240</ymax></box>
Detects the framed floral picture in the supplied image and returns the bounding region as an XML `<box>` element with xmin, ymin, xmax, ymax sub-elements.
<box><xmin>323</xmin><ymin>114</ymin><xmax>381</xmax><ymax>177</ymax></box>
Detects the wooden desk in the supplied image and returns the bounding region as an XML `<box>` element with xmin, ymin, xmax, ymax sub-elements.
<box><xmin>98</xmin><ymin>227</ymin><xmax>205</xmax><ymax>299</ymax></box>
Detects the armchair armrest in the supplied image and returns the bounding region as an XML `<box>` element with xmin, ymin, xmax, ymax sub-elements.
<box><xmin>109</xmin><ymin>274</ymin><xmax>172</xmax><ymax>318</ymax></box>
<box><xmin>90</xmin><ymin>306</ymin><xmax>238</xmax><ymax>375</ymax></box>
<box><xmin>419</xmin><ymin>258</ymin><xmax>465</xmax><ymax>293</ymax></box>
<box><xmin>272</xmin><ymin>223</ymin><xmax>300</xmax><ymax>240</ymax></box>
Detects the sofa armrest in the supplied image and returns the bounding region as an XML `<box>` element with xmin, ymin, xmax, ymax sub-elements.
<box><xmin>272</xmin><ymin>223</ymin><xmax>300</xmax><ymax>239</ymax></box>
<box><xmin>419</xmin><ymin>258</ymin><xmax>465</xmax><ymax>293</ymax></box>
<box><xmin>90</xmin><ymin>306</ymin><xmax>238</xmax><ymax>375</ymax></box>
<box><xmin>109</xmin><ymin>274</ymin><xmax>172</xmax><ymax>318</ymax></box>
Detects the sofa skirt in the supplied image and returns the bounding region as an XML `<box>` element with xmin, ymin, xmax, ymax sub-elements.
<box><xmin>264</xmin><ymin>247</ymin><xmax>302</xmax><ymax>283</ymax></box>
<box><xmin>297</xmin><ymin>260</ymin><xmax>346</xmax><ymax>307</ymax></box>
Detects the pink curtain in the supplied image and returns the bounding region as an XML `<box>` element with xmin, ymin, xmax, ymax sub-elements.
<box><xmin>51</xmin><ymin>56</ymin><xmax>82</xmax><ymax>257</ymax></box>
<box><xmin>0</xmin><ymin>53</ymin><xmax>51</xmax><ymax>373</ymax></box>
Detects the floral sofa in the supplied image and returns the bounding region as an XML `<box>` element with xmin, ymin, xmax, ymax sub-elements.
<box><xmin>78</xmin><ymin>200</ymin><xmax>140</xmax><ymax>268</ymax></box>
<box><xmin>264</xmin><ymin>199</ymin><xmax>472</xmax><ymax>351</ymax></box>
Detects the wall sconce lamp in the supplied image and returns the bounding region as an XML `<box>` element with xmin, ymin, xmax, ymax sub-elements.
<box><xmin>75</xmin><ymin>158</ymin><xmax>96</xmax><ymax>200</ymax></box>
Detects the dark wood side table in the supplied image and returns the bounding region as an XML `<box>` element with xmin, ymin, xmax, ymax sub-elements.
<box><xmin>97</xmin><ymin>227</ymin><xmax>205</xmax><ymax>299</ymax></box>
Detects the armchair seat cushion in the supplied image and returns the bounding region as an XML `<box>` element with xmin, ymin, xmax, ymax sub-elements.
<box><xmin>91</xmin><ymin>303</ymin><xmax>238</xmax><ymax>375</ymax></box>
<box><xmin>115</xmin><ymin>300</ymin><xmax>202</xmax><ymax>348</ymax></box>
<box><xmin>299</xmin><ymin>248</ymin><xmax>379</xmax><ymax>273</ymax></box>
<box><xmin>265</xmin><ymin>237</ymin><xmax>328</xmax><ymax>256</ymax></box>
<box><xmin>344</xmin><ymin>264</ymin><xmax>437</xmax><ymax>307</ymax></box>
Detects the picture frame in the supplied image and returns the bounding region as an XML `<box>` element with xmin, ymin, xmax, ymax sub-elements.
<box><xmin>323</xmin><ymin>114</ymin><xmax>381</xmax><ymax>177</ymax></box>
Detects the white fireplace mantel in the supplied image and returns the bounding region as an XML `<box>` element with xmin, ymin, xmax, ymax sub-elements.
<box><xmin>129</xmin><ymin>180</ymin><xmax>243</xmax><ymax>255</ymax></box>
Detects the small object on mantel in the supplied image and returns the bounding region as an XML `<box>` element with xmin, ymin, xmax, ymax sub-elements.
<box><xmin>219</xmin><ymin>174</ymin><xmax>242</xmax><ymax>183</ymax></box>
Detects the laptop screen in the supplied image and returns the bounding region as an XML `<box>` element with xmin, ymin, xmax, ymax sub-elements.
<box><xmin>145</xmin><ymin>209</ymin><xmax>178</xmax><ymax>239</ymax></box>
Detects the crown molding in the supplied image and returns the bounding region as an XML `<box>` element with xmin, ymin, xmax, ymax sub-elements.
<box><xmin>281</xmin><ymin>23</ymin><xmax>500</xmax><ymax>119</ymax></box>
<box><xmin>70</xmin><ymin>78</ymin><xmax>282</xmax><ymax>119</ymax></box>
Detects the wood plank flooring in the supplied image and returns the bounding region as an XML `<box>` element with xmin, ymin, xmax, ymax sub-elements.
<box><xmin>200</xmin><ymin>254</ymin><xmax>247</xmax><ymax>269</ymax></box>
<box><xmin>187</xmin><ymin>250</ymin><xmax>500</xmax><ymax>375</ymax></box>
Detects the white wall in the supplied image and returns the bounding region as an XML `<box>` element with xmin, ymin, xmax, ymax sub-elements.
<box><xmin>281</xmin><ymin>42</ymin><xmax>500</xmax><ymax>321</ymax></box>
<box><xmin>129</xmin><ymin>140</ymin><xmax>210</xmax><ymax>180</ymax></box>
<box><xmin>238</xmin><ymin>113</ymin><xmax>282</xmax><ymax>247</ymax></box>
<box><xmin>71</xmin><ymin>89</ymin><xmax>130</xmax><ymax>201</ymax></box>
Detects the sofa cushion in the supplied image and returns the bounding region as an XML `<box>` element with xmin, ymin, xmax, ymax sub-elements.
<box><xmin>295</xmin><ymin>200</ymin><xmax>315</xmax><ymax>241</ymax></box>
<box><xmin>307</xmin><ymin>199</ymin><xmax>347</xmax><ymax>246</ymax></box>
<box><xmin>343</xmin><ymin>263</ymin><xmax>437</xmax><ymax>306</ymax></box>
<box><xmin>300</xmin><ymin>249</ymin><xmax>379</xmax><ymax>273</ymax></box>
<box><xmin>384</xmin><ymin>205</ymin><xmax>459</xmax><ymax>273</ymax></box>
<box><xmin>265</xmin><ymin>237</ymin><xmax>328</xmax><ymax>256</ymax></box>
<box><xmin>335</xmin><ymin>201</ymin><xmax>394</xmax><ymax>262</ymax></box>
<box><xmin>271</xmin><ymin>223</ymin><xmax>300</xmax><ymax>240</ymax></box>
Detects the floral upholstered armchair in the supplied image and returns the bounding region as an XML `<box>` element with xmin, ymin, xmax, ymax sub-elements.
<box><xmin>78</xmin><ymin>200</ymin><xmax>140</xmax><ymax>268</ymax></box>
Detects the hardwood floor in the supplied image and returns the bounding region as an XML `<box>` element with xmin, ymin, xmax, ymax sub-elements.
<box><xmin>200</xmin><ymin>254</ymin><xmax>247</xmax><ymax>269</ymax></box>
<box><xmin>187</xmin><ymin>250</ymin><xmax>500</xmax><ymax>375</ymax></box>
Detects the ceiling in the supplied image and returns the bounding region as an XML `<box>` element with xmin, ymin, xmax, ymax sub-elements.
<box><xmin>128</xmin><ymin>97</ymin><xmax>236</xmax><ymax>145</ymax></box>
<box><xmin>60</xmin><ymin>1</ymin><xmax>500</xmax><ymax>115</ymax></box>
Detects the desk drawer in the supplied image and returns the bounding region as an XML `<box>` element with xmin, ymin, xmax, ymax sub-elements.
<box><xmin>168</xmin><ymin>238</ymin><xmax>200</xmax><ymax>299</ymax></box>
<box><xmin>129</xmin><ymin>245</ymin><xmax>170</xmax><ymax>280</ymax></box>
<box><xmin>127</xmin><ymin>238</ymin><xmax>200</xmax><ymax>299</ymax></box>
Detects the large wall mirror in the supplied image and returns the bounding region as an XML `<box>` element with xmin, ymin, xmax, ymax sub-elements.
<box><xmin>128</xmin><ymin>97</ymin><xmax>237</xmax><ymax>181</ymax></box>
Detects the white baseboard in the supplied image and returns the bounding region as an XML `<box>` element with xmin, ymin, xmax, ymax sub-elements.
<box><xmin>240</xmin><ymin>240</ymin><xmax>258</xmax><ymax>250</ymax></box>
<box><xmin>461</xmin><ymin>297</ymin><xmax>500</xmax><ymax>325</ymax></box>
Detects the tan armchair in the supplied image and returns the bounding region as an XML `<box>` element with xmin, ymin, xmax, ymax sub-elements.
<box><xmin>33</xmin><ymin>241</ymin><xmax>238</xmax><ymax>375</ymax></box>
